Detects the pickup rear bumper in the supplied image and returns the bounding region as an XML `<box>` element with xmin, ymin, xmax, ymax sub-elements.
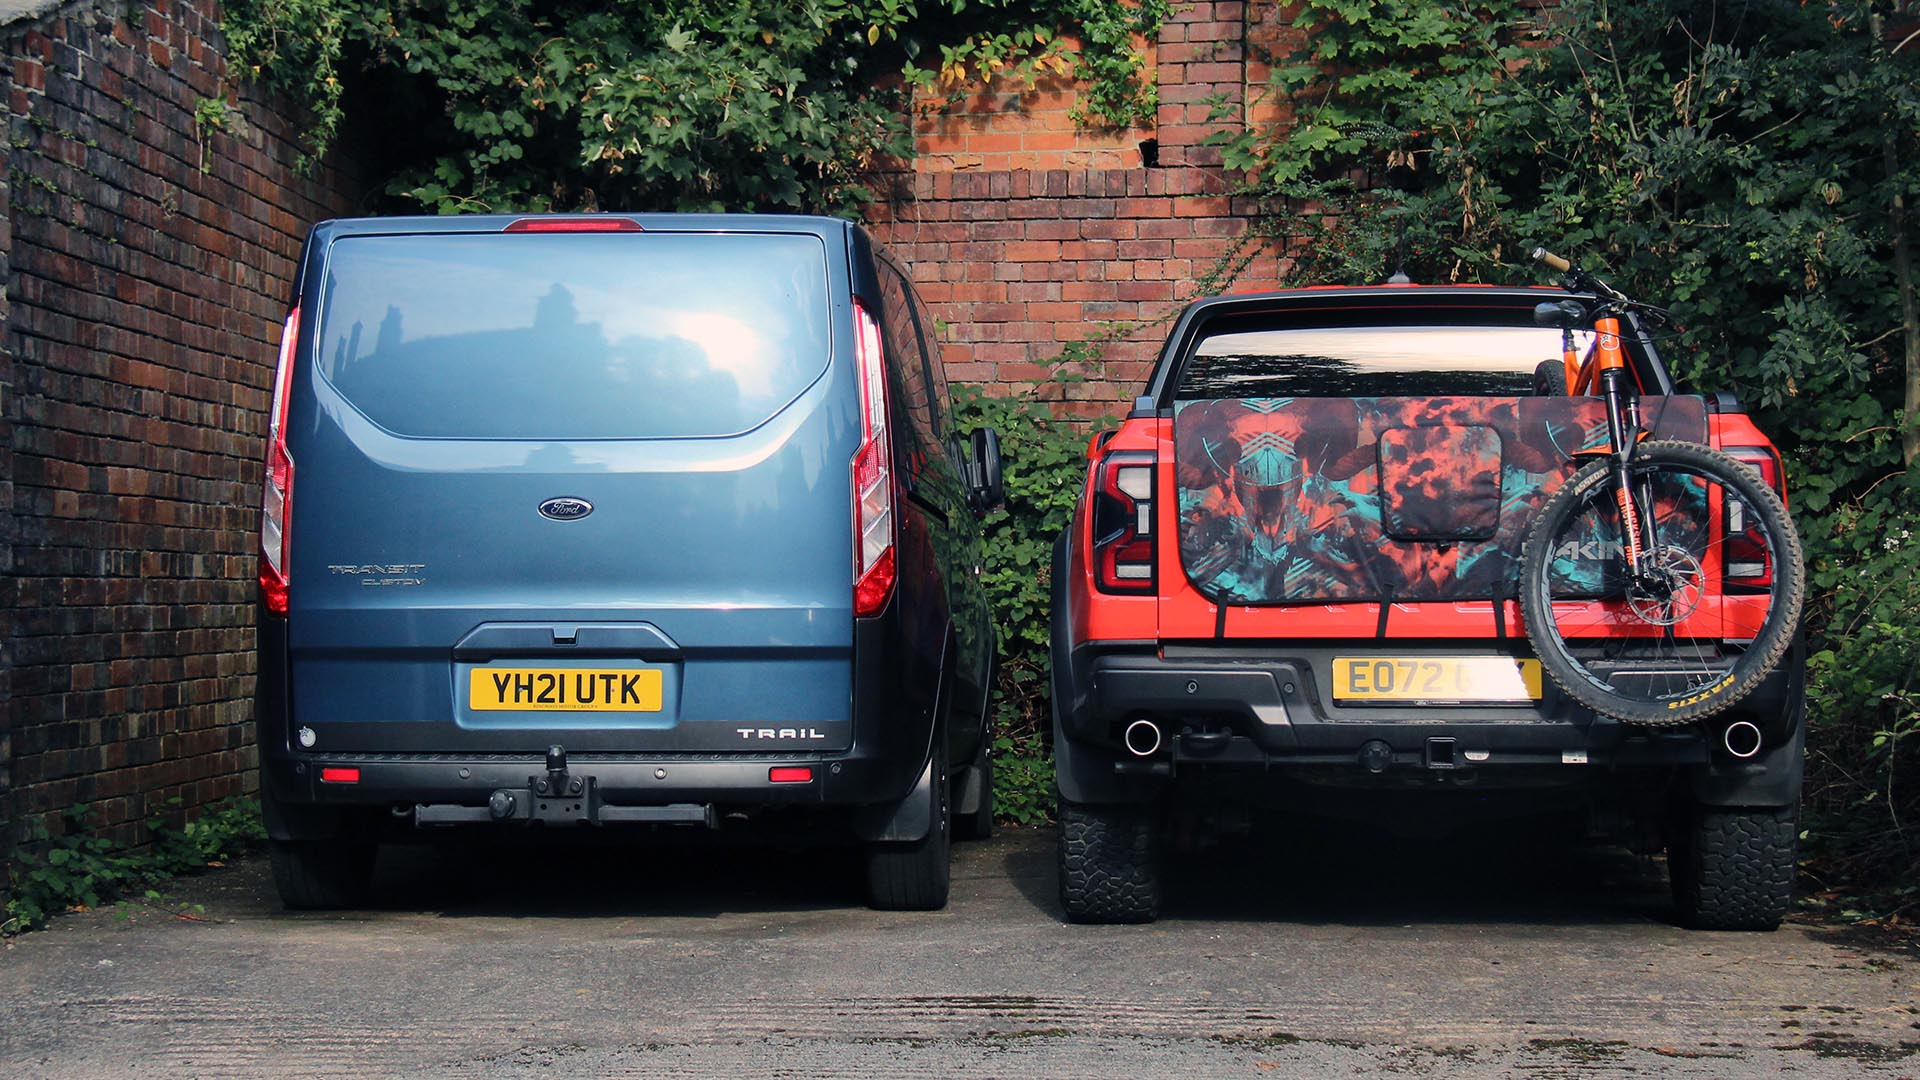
<box><xmin>1052</xmin><ymin>640</ymin><xmax>1804</xmax><ymax>809</ymax></box>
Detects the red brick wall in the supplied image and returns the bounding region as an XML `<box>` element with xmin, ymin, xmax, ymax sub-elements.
<box><xmin>871</xmin><ymin>1</ymin><xmax>1286</xmax><ymax>411</ymax></box>
<box><xmin>1</xmin><ymin>0</ymin><xmax>359</xmax><ymax>854</ymax></box>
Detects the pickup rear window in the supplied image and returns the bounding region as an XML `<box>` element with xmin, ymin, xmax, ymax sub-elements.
<box><xmin>314</xmin><ymin>231</ymin><xmax>831</xmax><ymax>440</ymax></box>
<box><xmin>1176</xmin><ymin>325</ymin><xmax>1596</xmax><ymax>399</ymax></box>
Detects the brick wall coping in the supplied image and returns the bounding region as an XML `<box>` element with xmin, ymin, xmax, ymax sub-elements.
<box><xmin>2</xmin><ymin>1</ymin><xmax>67</xmax><ymax>28</ymax></box>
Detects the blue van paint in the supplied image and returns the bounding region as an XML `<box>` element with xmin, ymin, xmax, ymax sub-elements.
<box><xmin>255</xmin><ymin>216</ymin><xmax>994</xmax><ymax>872</ymax></box>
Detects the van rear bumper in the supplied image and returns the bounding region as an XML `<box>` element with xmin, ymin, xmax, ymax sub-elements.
<box><xmin>261</xmin><ymin>750</ymin><xmax>912</xmax><ymax>813</ymax></box>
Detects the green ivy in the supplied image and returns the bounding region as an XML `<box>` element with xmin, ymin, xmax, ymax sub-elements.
<box><xmin>220</xmin><ymin>0</ymin><xmax>1163</xmax><ymax>211</ymax></box>
<box><xmin>4</xmin><ymin>799</ymin><xmax>267</xmax><ymax>934</ymax></box>
<box><xmin>1225</xmin><ymin>0</ymin><xmax>1920</xmax><ymax>894</ymax></box>
<box><xmin>950</xmin><ymin>381</ymin><xmax>1112</xmax><ymax>822</ymax></box>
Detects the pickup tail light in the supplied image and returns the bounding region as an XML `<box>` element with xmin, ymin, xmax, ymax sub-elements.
<box><xmin>851</xmin><ymin>300</ymin><xmax>896</xmax><ymax>616</ymax></box>
<box><xmin>1722</xmin><ymin>446</ymin><xmax>1784</xmax><ymax>589</ymax></box>
<box><xmin>259</xmin><ymin>307</ymin><xmax>300</xmax><ymax>616</ymax></box>
<box><xmin>1093</xmin><ymin>451</ymin><xmax>1156</xmax><ymax>594</ymax></box>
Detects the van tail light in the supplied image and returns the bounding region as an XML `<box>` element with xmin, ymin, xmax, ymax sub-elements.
<box><xmin>1722</xmin><ymin>446</ymin><xmax>1784</xmax><ymax>589</ymax></box>
<box><xmin>851</xmin><ymin>300</ymin><xmax>895</xmax><ymax>616</ymax></box>
<box><xmin>259</xmin><ymin>308</ymin><xmax>300</xmax><ymax>616</ymax></box>
<box><xmin>1093</xmin><ymin>451</ymin><xmax>1156</xmax><ymax>594</ymax></box>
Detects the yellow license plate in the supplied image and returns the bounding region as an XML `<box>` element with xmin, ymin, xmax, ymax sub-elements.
<box><xmin>468</xmin><ymin>668</ymin><xmax>663</xmax><ymax>712</ymax></box>
<box><xmin>1332</xmin><ymin>657</ymin><xmax>1542</xmax><ymax>703</ymax></box>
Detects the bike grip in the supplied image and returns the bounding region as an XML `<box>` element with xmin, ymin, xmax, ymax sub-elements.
<box><xmin>1532</xmin><ymin>247</ymin><xmax>1571</xmax><ymax>273</ymax></box>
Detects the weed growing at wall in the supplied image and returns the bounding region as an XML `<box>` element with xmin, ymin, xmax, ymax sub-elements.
<box><xmin>4</xmin><ymin>800</ymin><xmax>267</xmax><ymax>934</ymax></box>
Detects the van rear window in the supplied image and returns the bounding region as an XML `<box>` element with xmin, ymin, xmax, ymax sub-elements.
<box><xmin>1178</xmin><ymin>325</ymin><xmax>1595</xmax><ymax>399</ymax></box>
<box><xmin>315</xmin><ymin>231</ymin><xmax>831</xmax><ymax>439</ymax></box>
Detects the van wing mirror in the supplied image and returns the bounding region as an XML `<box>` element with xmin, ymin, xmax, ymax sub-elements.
<box><xmin>972</xmin><ymin>427</ymin><xmax>1004</xmax><ymax>509</ymax></box>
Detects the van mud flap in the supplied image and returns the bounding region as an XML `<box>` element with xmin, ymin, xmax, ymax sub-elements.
<box><xmin>410</xmin><ymin>746</ymin><xmax>718</xmax><ymax>828</ymax></box>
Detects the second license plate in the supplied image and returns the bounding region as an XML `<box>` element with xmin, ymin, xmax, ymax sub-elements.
<box><xmin>468</xmin><ymin>668</ymin><xmax>663</xmax><ymax>712</ymax></box>
<box><xmin>1332</xmin><ymin>656</ymin><xmax>1542</xmax><ymax>703</ymax></box>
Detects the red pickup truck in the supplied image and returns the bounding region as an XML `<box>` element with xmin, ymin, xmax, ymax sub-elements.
<box><xmin>1051</xmin><ymin>285</ymin><xmax>1802</xmax><ymax>929</ymax></box>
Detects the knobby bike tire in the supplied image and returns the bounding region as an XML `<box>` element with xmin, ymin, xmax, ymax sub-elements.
<box><xmin>1519</xmin><ymin>440</ymin><xmax>1805</xmax><ymax>726</ymax></box>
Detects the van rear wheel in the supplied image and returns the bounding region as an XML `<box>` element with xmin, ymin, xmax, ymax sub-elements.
<box><xmin>864</xmin><ymin>750</ymin><xmax>953</xmax><ymax>911</ymax></box>
<box><xmin>269</xmin><ymin>837</ymin><xmax>377</xmax><ymax>911</ymax></box>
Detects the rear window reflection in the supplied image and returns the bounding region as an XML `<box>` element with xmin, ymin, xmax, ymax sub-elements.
<box><xmin>316</xmin><ymin>232</ymin><xmax>831</xmax><ymax>439</ymax></box>
<box><xmin>1179</xmin><ymin>325</ymin><xmax>1595</xmax><ymax>399</ymax></box>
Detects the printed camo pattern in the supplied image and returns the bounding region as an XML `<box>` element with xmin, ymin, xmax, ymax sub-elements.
<box><xmin>1173</xmin><ymin>396</ymin><xmax>1709</xmax><ymax>604</ymax></box>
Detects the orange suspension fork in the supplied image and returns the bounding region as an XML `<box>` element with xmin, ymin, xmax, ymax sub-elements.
<box><xmin>1592</xmin><ymin>316</ymin><xmax>1646</xmax><ymax>567</ymax></box>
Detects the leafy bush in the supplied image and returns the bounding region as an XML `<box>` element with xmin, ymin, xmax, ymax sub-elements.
<box><xmin>4</xmin><ymin>799</ymin><xmax>267</xmax><ymax>934</ymax></box>
<box><xmin>952</xmin><ymin>383</ymin><xmax>1111</xmax><ymax>822</ymax></box>
<box><xmin>1222</xmin><ymin>0</ymin><xmax>1920</xmax><ymax>893</ymax></box>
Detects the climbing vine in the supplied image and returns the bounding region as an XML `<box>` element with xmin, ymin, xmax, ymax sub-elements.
<box><xmin>219</xmin><ymin>0</ymin><xmax>1164</xmax><ymax>213</ymax></box>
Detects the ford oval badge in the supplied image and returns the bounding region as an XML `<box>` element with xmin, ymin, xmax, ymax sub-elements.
<box><xmin>538</xmin><ymin>497</ymin><xmax>593</xmax><ymax>522</ymax></box>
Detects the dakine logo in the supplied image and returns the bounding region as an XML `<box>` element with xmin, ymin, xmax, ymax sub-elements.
<box><xmin>1553</xmin><ymin>539</ymin><xmax>1624</xmax><ymax>562</ymax></box>
<box><xmin>736</xmin><ymin>728</ymin><xmax>830</xmax><ymax>740</ymax></box>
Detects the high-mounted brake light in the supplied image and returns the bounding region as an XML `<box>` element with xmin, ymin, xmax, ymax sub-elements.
<box><xmin>1093</xmin><ymin>451</ymin><xmax>1156</xmax><ymax>594</ymax></box>
<box><xmin>851</xmin><ymin>301</ymin><xmax>896</xmax><ymax>616</ymax></box>
<box><xmin>502</xmin><ymin>217</ymin><xmax>644</xmax><ymax>233</ymax></box>
<box><xmin>259</xmin><ymin>307</ymin><xmax>299</xmax><ymax>616</ymax></box>
<box><xmin>1723</xmin><ymin>446</ymin><xmax>1784</xmax><ymax>588</ymax></box>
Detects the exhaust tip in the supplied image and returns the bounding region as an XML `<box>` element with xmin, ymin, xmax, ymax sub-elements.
<box><xmin>1721</xmin><ymin>720</ymin><xmax>1763</xmax><ymax>760</ymax></box>
<box><xmin>1124</xmin><ymin>719</ymin><xmax>1164</xmax><ymax>758</ymax></box>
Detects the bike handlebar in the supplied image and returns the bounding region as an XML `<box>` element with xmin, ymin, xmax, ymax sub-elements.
<box><xmin>1531</xmin><ymin>247</ymin><xmax>1572</xmax><ymax>274</ymax></box>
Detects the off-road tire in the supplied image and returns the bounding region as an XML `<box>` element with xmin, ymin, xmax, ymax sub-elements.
<box><xmin>1669</xmin><ymin>805</ymin><xmax>1797</xmax><ymax>931</ymax></box>
<box><xmin>1058</xmin><ymin>797</ymin><xmax>1161</xmax><ymax>924</ymax></box>
<box><xmin>864</xmin><ymin>750</ymin><xmax>953</xmax><ymax>911</ymax></box>
<box><xmin>269</xmin><ymin>837</ymin><xmax>377</xmax><ymax>910</ymax></box>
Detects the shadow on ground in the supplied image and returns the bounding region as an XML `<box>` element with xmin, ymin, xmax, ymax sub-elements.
<box><xmin>337</xmin><ymin>809</ymin><xmax>1671</xmax><ymax>928</ymax></box>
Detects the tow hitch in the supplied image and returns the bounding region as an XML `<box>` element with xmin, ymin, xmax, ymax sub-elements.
<box><xmin>411</xmin><ymin>745</ymin><xmax>719</xmax><ymax>828</ymax></box>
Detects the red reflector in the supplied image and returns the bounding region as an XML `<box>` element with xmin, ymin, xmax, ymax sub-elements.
<box><xmin>319</xmin><ymin>767</ymin><xmax>360</xmax><ymax>784</ymax></box>
<box><xmin>502</xmin><ymin>217</ymin><xmax>643</xmax><ymax>233</ymax></box>
<box><xmin>768</xmin><ymin>767</ymin><xmax>814</xmax><ymax>784</ymax></box>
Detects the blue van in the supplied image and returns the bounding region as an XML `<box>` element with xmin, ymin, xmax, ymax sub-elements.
<box><xmin>254</xmin><ymin>215</ymin><xmax>1001</xmax><ymax>910</ymax></box>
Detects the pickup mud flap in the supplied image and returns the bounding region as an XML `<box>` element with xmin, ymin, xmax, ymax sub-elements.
<box><xmin>411</xmin><ymin>745</ymin><xmax>718</xmax><ymax>828</ymax></box>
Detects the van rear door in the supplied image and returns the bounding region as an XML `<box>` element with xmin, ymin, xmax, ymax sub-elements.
<box><xmin>280</xmin><ymin>220</ymin><xmax>859</xmax><ymax>754</ymax></box>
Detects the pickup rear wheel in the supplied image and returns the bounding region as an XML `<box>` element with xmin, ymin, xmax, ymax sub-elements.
<box><xmin>269</xmin><ymin>837</ymin><xmax>377</xmax><ymax>910</ymax></box>
<box><xmin>1058</xmin><ymin>797</ymin><xmax>1161</xmax><ymax>924</ymax></box>
<box><xmin>1669</xmin><ymin>804</ymin><xmax>1797</xmax><ymax>931</ymax></box>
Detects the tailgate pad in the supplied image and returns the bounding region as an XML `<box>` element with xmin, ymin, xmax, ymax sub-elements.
<box><xmin>1174</xmin><ymin>396</ymin><xmax>1708</xmax><ymax>604</ymax></box>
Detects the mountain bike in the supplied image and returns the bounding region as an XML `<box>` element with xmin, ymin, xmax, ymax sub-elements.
<box><xmin>1517</xmin><ymin>247</ymin><xmax>1806</xmax><ymax>725</ymax></box>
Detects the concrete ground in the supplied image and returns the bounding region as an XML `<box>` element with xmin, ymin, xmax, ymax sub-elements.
<box><xmin>0</xmin><ymin>819</ymin><xmax>1914</xmax><ymax>1079</ymax></box>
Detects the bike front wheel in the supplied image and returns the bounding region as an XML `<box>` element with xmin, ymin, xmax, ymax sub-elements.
<box><xmin>1518</xmin><ymin>440</ymin><xmax>1805</xmax><ymax>726</ymax></box>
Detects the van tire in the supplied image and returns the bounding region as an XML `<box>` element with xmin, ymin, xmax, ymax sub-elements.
<box><xmin>864</xmin><ymin>751</ymin><xmax>952</xmax><ymax>911</ymax></box>
<box><xmin>1058</xmin><ymin>797</ymin><xmax>1160</xmax><ymax>924</ymax></box>
<box><xmin>270</xmin><ymin>838</ymin><xmax>377</xmax><ymax>910</ymax></box>
<box><xmin>1669</xmin><ymin>805</ymin><xmax>1796</xmax><ymax>931</ymax></box>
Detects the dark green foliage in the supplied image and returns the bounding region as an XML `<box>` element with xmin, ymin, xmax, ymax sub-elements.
<box><xmin>4</xmin><ymin>799</ymin><xmax>268</xmax><ymax>934</ymax></box>
<box><xmin>1222</xmin><ymin>0</ymin><xmax>1920</xmax><ymax>893</ymax></box>
<box><xmin>221</xmin><ymin>0</ymin><xmax>1163</xmax><ymax>213</ymax></box>
<box><xmin>953</xmin><ymin>383</ymin><xmax>1111</xmax><ymax>824</ymax></box>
